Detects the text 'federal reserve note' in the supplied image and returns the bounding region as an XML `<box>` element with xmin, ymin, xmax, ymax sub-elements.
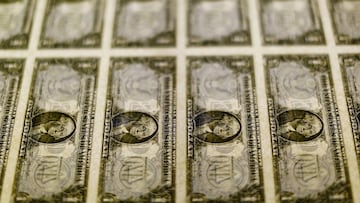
<box><xmin>340</xmin><ymin>55</ymin><xmax>360</xmax><ymax>171</ymax></box>
<box><xmin>187</xmin><ymin>57</ymin><xmax>263</xmax><ymax>202</ymax></box>
<box><xmin>265</xmin><ymin>55</ymin><xmax>351</xmax><ymax>202</ymax></box>
<box><xmin>100</xmin><ymin>58</ymin><xmax>176</xmax><ymax>202</ymax></box>
<box><xmin>0</xmin><ymin>60</ymin><xmax>24</xmax><ymax>191</ymax></box>
<box><xmin>13</xmin><ymin>59</ymin><xmax>98</xmax><ymax>202</ymax></box>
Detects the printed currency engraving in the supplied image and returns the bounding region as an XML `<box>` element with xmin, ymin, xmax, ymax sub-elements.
<box><xmin>330</xmin><ymin>0</ymin><xmax>360</xmax><ymax>44</ymax></box>
<box><xmin>187</xmin><ymin>57</ymin><xmax>263</xmax><ymax>202</ymax></box>
<box><xmin>265</xmin><ymin>55</ymin><xmax>352</xmax><ymax>202</ymax></box>
<box><xmin>0</xmin><ymin>0</ymin><xmax>35</xmax><ymax>49</ymax></box>
<box><xmin>340</xmin><ymin>55</ymin><xmax>360</xmax><ymax>170</ymax></box>
<box><xmin>13</xmin><ymin>59</ymin><xmax>98</xmax><ymax>202</ymax></box>
<box><xmin>187</xmin><ymin>0</ymin><xmax>250</xmax><ymax>46</ymax></box>
<box><xmin>0</xmin><ymin>60</ymin><xmax>23</xmax><ymax>190</ymax></box>
<box><xmin>100</xmin><ymin>58</ymin><xmax>176</xmax><ymax>202</ymax></box>
<box><xmin>113</xmin><ymin>0</ymin><xmax>176</xmax><ymax>47</ymax></box>
<box><xmin>40</xmin><ymin>0</ymin><xmax>104</xmax><ymax>48</ymax></box>
<box><xmin>260</xmin><ymin>0</ymin><xmax>324</xmax><ymax>45</ymax></box>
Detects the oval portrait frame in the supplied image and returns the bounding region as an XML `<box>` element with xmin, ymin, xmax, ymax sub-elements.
<box><xmin>276</xmin><ymin>110</ymin><xmax>324</xmax><ymax>142</ymax></box>
<box><xmin>111</xmin><ymin>111</ymin><xmax>158</xmax><ymax>144</ymax></box>
<box><xmin>30</xmin><ymin>111</ymin><xmax>76</xmax><ymax>144</ymax></box>
<box><xmin>193</xmin><ymin>111</ymin><xmax>242</xmax><ymax>144</ymax></box>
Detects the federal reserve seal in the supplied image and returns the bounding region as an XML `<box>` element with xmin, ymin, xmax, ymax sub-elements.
<box><xmin>193</xmin><ymin>111</ymin><xmax>241</xmax><ymax>143</ymax></box>
<box><xmin>277</xmin><ymin>110</ymin><xmax>323</xmax><ymax>142</ymax></box>
<box><xmin>111</xmin><ymin>112</ymin><xmax>158</xmax><ymax>144</ymax></box>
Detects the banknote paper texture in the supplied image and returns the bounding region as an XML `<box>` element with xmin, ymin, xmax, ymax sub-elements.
<box><xmin>187</xmin><ymin>57</ymin><xmax>263</xmax><ymax>202</ymax></box>
<box><xmin>188</xmin><ymin>0</ymin><xmax>250</xmax><ymax>46</ymax></box>
<box><xmin>40</xmin><ymin>0</ymin><xmax>104</xmax><ymax>48</ymax></box>
<box><xmin>13</xmin><ymin>59</ymin><xmax>98</xmax><ymax>202</ymax></box>
<box><xmin>100</xmin><ymin>58</ymin><xmax>176</xmax><ymax>202</ymax></box>
<box><xmin>341</xmin><ymin>55</ymin><xmax>360</xmax><ymax>170</ymax></box>
<box><xmin>0</xmin><ymin>0</ymin><xmax>35</xmax><ymax>49</ymax></box>
<box><xmin>260</xmin><ymin>0</ymin><xmax>324</xmax><ymax>44</ymax></box>
<box><xmin>265</xmin><ymin>56</ymin><xmax>352</xmax><ymax>202</ymax></box>
<box><xmin>0</xmin><ymin>60</ymin><xmax>23</xmax><ymax>190</ymax></box>
<box><xmin>113</xmin><ymin>0</ymin><xmax>176</xmax><ymax>47</ymax></box>
<box><xmin>330</xmin><ymin>0</ymin><xmax>360</xmax><ymax>44</ymax></box>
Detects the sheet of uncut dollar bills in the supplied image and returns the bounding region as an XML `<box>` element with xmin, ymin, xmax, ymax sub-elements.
<box><xmin>1</xmin><ymin>0</ymin><xmax>360</xmax><ymax>202</ymax></box>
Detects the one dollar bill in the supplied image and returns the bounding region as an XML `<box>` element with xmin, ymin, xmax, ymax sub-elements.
<box><xmin>13</xmin><ymin>59</ymin><xmax>98</xmax><ymax>202</ymax></box>
<box><xmin>260</xmin><ymin>0</ymin><xmax>324</xmax><ymax>45</ymax></box>
<box><xmin>187</xmin><ymin>0</ymin><xmax>250</xmax><ymax>46</ymax></box>
<box><xmin>340</xmin><ymin>55</ymin><xmax>360</xmax><ymax>170</ymax></box>
<box><xmin>0</xmin><ymin>0</ymin><xmax>35</xmax><ymax>49</ymax></box>
<box><xmin>113</xmin><ymin>0</ymin><xmax>176</xmax><ymax>47</ymax></box>
<box><xmin>40</xmin><ymin>0</ymin><xmax>104</xmax><ymax>48</ymax></box>
<box><xmin>0</xmin><ymin>60</ymin><xmax>24</xmax><ymax>191</ymax></box>
<box><xmin>187</xmin><ymin>57</ymin><xmax>263</xmax><ymax>202</ymax></box>
<box><xmin>100</xmin><ymin>58</ymin><xmax>176</xmax><ymax>202</ymax></box>
<box><xmin>330</xmin><ymin>0</ymin><xmax>360</xmax><ymax>44</ymax></box>
<box><xmin>265</xmin><ymin>55</ymin><xmax>352</xmax><ymax>202</ymax></box>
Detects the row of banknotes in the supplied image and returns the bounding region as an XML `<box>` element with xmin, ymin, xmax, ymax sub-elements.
<box><xmin>0</xmin><ymin>0</ymin><xmax>360</xmax><ymax>48</ymax></box>
<box><xmin>0</xmin><ymin>55</ymin><xmax>357</xmax><ymax>202</ymax></box>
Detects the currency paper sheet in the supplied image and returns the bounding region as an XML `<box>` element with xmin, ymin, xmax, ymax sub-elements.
<box><xmin>0</xmin><ymin>0</ymin><xmax>360</xmax><ymax>203</ymax></box>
